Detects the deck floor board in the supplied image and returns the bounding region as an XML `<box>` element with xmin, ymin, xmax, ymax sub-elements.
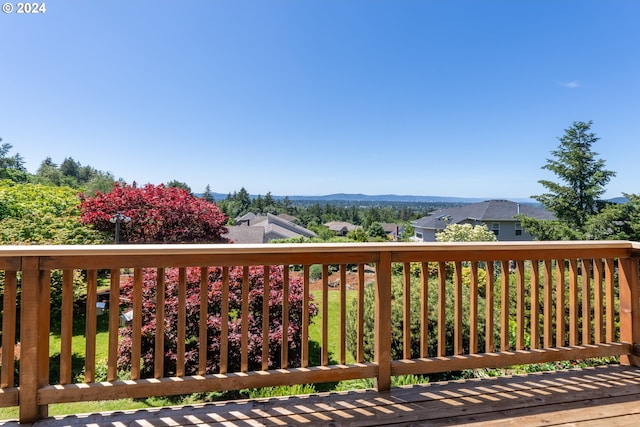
<box><xmin>3</xmin><ymin>364</ymin><xmax>639</xmax><ymax>426</ymax></box>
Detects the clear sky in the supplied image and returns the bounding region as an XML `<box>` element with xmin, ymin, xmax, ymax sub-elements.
<box><xmin>2</xmin><ymin>0</ymin><xmax>639</xmax><ymax>199</ymax></box>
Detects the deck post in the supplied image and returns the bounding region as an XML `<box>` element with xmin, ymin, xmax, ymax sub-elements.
<box><xmin>19</xmin><ymin>256</ymin><xmax>49</xmax><ymax>423</ymax></box>
<box><xmin>374</xmin><ymin>251</ymin><xmax>392</xmax><ymax>391</ymax></box>
<box><xmin>619</xmin><ymin>256</ymin><xmax>640</xmax><ymax>366</ymax></box>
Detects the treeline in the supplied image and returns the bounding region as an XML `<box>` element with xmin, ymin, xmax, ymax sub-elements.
<box><xmin>0</xmin><ymin>141</ymin><xmax>440</xmax><ymax>237</ymax></box>
<box><xmin>0</xmin><ymin>139</ymin><xmax>116</xmax><ymax>195</ymax></box>
<box><xmin>214</xmin><ymin>187</ymin><xmax>448</xmax><ymax>229</ymax></box>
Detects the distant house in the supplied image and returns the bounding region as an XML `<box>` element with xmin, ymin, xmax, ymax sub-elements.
<box><xmin>380</xmin><ymin>222</ymin><xmax>402</xmax><ymax>241</ymax></box>
<box><xmin>224</xmin><ymin>226</ymin><xmax>265</xmax><ymax>244</ymax></box>
<box><xmin>324</xmin><ymin>221</ymin><xmax>360</xmax><ymax>236</ymax></box>
<box><xmin>233</xmin><ymin>213</ymin><xmax>317</xmax><ymax>242</ymax></box>
<box><xmin>411</xmin><ymin>199</ymin><xmax>554</xmax><ymax>242</ymax></box>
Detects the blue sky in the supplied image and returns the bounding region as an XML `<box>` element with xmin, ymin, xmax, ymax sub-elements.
<box><xmin>2</xmin><ymin>0</ymin><xmax>639</xmax><ymax>199</ymax></box>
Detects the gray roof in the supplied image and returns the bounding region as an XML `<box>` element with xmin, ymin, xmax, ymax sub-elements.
<box><xmin>324</xmin><ymin>221</ymin><xmax>360</xmax><ymax>233</ymax></box>
<box><xmin>223</xmin><ymin>226</ymin><xmax>265</xmax><ymax>244</ymax></box>
<box><xmin>412</xmin><ymin>200</ymin><xmax>554</xmax><ymax>230</ymax></box>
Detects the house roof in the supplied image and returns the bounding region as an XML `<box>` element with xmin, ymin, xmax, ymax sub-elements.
<box><xmin>223</xmin><ymin>226</ymin><xmax>265</xmax><ymax>244</ymax></box>
<box><xmin>411</xmin><ymin>200</ymin><xmax>554</xmax><ymax>230</ymax></box>
<box><xmin>324</xmin><ymin>221</ymin><xmax>360</xmax><ymax>233</ymax></box>
<box><xmin>245</xmin><ymin>213</ymin><xmax>317</xmax><ymax>240</ymax></box>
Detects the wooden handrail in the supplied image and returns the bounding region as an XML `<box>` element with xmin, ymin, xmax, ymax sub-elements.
<box><xmin>0</xmin><ymin>241</ymin><xmax>637</xmax><ymax>423</ymax></box>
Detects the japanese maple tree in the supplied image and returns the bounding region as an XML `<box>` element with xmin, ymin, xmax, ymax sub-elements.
<box><xmin>117</xmin><ymin>265</ymin><xmax>317</xmax><ymax>377</ymax></box>
<box><xmin>79</xmin><ymin>182</ymin><xmax>228</xmax><ymax>243</ymax></box>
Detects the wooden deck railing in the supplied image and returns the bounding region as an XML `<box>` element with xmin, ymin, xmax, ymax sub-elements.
<box><xmin>0</xmin><ymin>241</ymin><xmax>639</xmax><ymax>423</ymax></box>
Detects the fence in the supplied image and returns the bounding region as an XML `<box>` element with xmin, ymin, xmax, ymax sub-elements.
<box><xmin>0</xmin><ymin>241</ymin><xmax>639</xmax><ymax>423</ymax></box>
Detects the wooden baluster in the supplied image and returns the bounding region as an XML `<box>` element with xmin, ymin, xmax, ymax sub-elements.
<box><xmin>500</xmin><ymin>260</ymin><xmax>510</xmax><ymax>351</ymax></box>
<box><xmin>85</xmin><ymin>269</ymin><xmax>98</xmax><ymax>383</ymax></box>
<box><xmin>581</xmin><ymin>260</ymin><xmax>592</xmax><ymax>345</ymax></box>
<box><xmin>154</xmin><ymin>268</ymin><xmax>165</xmax><ymax>379</ymax></box>
<box><xmin>619</xmin><ymin>257</ymin><xmax>640</xmax><ymax>366</ymax></box>
<box><xmin>403</xmin><ymin>262</ymin><xmax>412</xmax><ymax>359</ymax></box>
<box><xmin>420</xmin><ymin>262</ymin><xmax>429</xmax><ymax>358</ymax></box>
<box><xmin>556</xmin><ymin>260</ymin><xmax>566</xmax><ymax>347</ymax></box>
<box><xmin>530</xmin><ymin>260</ymin><xmax>540</xmax><ymax>349</ymax></box>
<box><xmin>220</xmin><ymin>267</ymin><xmax>230</xmax><ymax>374</ymax></box>
<box><xmin>302</xmin><ymin>265</ymin><xmax>310</xmax><ymax>368</ymax></box>
<box><xmin>281</xmin><ymin>265</ymin><xmax>290</xmax><ymax>369</ymax></box>
<box><xmin>454</xmin><ymin>261</ymin><xmax>463</xmax><ymax>355</ymax></box>
<box><xmin>469</xmin><ymin>261</ymin><xmax>479</xmax><ymax>354</ymax></box>
<box><xmin>60</xmin><ymin>269</ymin><xmax>74</xmax><ymax>385</ymax></box>
<box><xmin>241</xmin><ymin>266</ymin><xmax>250</xmax><ymax>372</ymax></box>
<box><xmin>543</xmin><ymin>260</ymin><xmax>553</xmax><ymax>348</ymax></box>
<box><xmin>438</xmin><ymin>262</ymin><xmax>447</xmax><ymax>357</ymax></box>
<box><xmin>605</xmin><ymin>258</ymin><xmax>615</xmax><ymax>343</ymax></box>
<box><xmin>131</xmin><ymin>268</ymin><xmax>143</xmax><ymax>380</ymax></box>
<box><xmin>263</xmin><ymin>265</ymin><xmax>270</xmax><ymax>371</ymax></box>
<box><xmin>569</xmin><ymin>259</ymin><xmax>579</xmax><ymax>346</ymax></box>
<box><xmin>593</xmin><ymin>259</ymin><xmax>604</xmax><ymax>343</ymax></box>
<box><xmin>339</xmin><ymin>264</ymin><xmax>347</xmax><ymax>365</ymax></box>
<box><xmin>107</xmin><ymin>269</ymin><xmax>122</xmax><ymax>382</ymax></box>
<box><xmin>515</xmin><ymin>261</ymin><xmax>525</xmax><ymax>350</ymax></box>
<box><xmin>176</xmin><ymin>267</ymin><xmax>186</xmax><ymax>377</ymax></box>
<box><xmin>357</xmin><ymin>263</ymin><xmax>365</xmax><ymax>363</ymax></box>
<box><xmin>199</xmin><ymin>267</ymin><xmax>208</xmax><ymax>375</ymax></box>
<box><xmin>321</xmin><ymin>264</ymin><xmax>329</xmax><ymax>367</ymax></box>
<box><xmin>485</xmin><ymin>261</ymin><xmax>495</xmax><ymax>353</ymax></box>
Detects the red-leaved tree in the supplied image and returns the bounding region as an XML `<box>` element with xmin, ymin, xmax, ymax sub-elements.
<box><xmin>117</xmin><ymin>265</ymin><xmax>317</xmax><ymax>377</ymax></box>
<box><xmin>79</xmin><ymin>182</ymin><xmax>228</xmax><ymax>243</ymax></box>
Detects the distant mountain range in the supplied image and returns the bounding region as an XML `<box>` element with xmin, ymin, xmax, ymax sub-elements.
<box><xmin>208</xmin><ymin>192</ymin><xmax>538</xmax><ymax>204</ymax></box>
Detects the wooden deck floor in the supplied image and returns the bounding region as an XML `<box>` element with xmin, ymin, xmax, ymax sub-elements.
<box><xmin>5</xmin><ymin>364</ymin><xmax>640</xmax><ymax>426</ymax></box>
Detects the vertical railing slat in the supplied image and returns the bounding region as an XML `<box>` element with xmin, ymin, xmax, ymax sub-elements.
<box><xmin>543</xmin><ymin>260</ymin><xmax>553</xmax><ymax>348</ymax></box>
<box><xmin>85</xmin><ymin>269</ymin><xmax>98</xmax><ymax>383</ymax></box>
<box><xmin>220</xmin><ymin>267</ymin><xmax>229</xmax><ymax>374</ymax></box>
<box><xmin>281</xmin><ymin>265</ymin><xmax>290</xmax><ymax>369</ymax></box>
<box><xmin>241</xmin><ymin>266</ymin><xmax>250</xmax><ymax>372</ymax></box>
<box><xmin>556</xmin><ymin>260</ymin><xmax>566</xmax><ymax>347</ymax></box>
<box><xmin>199</xmin><ymin>267</ymin><xmax>208</xmax><ymax>375</ymax></box>
<box><xmin>131</xmin><ymin>268</ymin><xmax>143</xmax><ymax>380</ymax></box>
<box><xmin>454</xmin><ymin>261</ymin><xmax>463</xmax><ymax>355</ymax></box>
<box><xmin>154</xmin><ymin>268</ymin><xmax>165</xmax><ymax>379</ymax></box>
<box><xmin>500</xmin><ymin>260</ymin><xmax>509</xmax><ymax>351</ymax></box>
<box><xmin>437</xmin><ymin>262</ymin><xmax>446</xmax><ymax>357</ymax></box>
<box><xmin>321</xmin><ymin>264</ymin><xmax>328</xmax><ymax>367</ymax></box>
<box><xmin>581</xmin><ymin>259</ymin><xmax>592</xmax><ymax>345</ymax></box>
<box><xmin>176</xmin><ymin>267</ymin><xmax>186</xmax><ymax>377</ymax></box>
<box><xmin>420</xmin><ymin>262</ymin><xmax>429</xmax><ymax>358</ymax></box>
<box><xmin>339</xmin><ymin>264</ymin><xmax>347</xmax><ymax>365</ymax></box>
<box><xmin>593</xmin><ymin>259</ymin><xmax>604</xmax><ymax>343</ymax></box>
<box><xmin>59</xmin><ymin>269</ymin><xmax>74</xmax><ymax>385</ymax></box>
<box><xmin>568</xmin><ymin>259</ymin><xmax>579</xmax><ymax>346</ymax></box>
<box><xmin>530</xmin><ymin>260</ymin><xmax>540</xmax><ymax>349</ymax></box>
<box><xmin>108</xmin><ymin>269</ymin><xmax>121</xmax><ymax>381</ymax></box>
<box><xmin>605</xmin><ymin>258</ymin><xmax>615</xmax><ymax>342</ymax></box>
<box><xmin>356</xmin><ymin>263</ymin><xmax>365</xmax><ymax>363</ymax></box>
<box><xmin>515</xmin><ymin>260</ymin><xmax>525</xmax><ymax>350</ymax></box>
<box><xmin>302</xmin><ymin>265</ymin><xmax>310</xmax><ymax>368</ymax></box>
<box><xmin>403</xmin><ymin>262</ymin><xmax>411</xmax><ymax>359</ymax></box>
<box><xmin>262</xmin><ymin>265</ymin><xmax>270</xmax><ymax>371</ymax></box>
<box><xmin>485</xmin><ymin>261</ymin><xmax>495</xmax><ymax>353</ymax></box>
<box><xmin>469</xmin><ymin>261</ymin><xmax>479</xmax><ymax>354</ymax></box>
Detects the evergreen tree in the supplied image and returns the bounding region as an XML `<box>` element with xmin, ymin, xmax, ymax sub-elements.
<box><xmin>202</xmin><ymin>184</ymin><xmax>215</xmax><ymax>202</ymax></box>
<box><xmin>523</xmin><ymin>121</ymin><xmax>615</xmax><ymax>240</ymax></box>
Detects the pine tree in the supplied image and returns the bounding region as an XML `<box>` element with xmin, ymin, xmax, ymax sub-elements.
<box><xmin>523</xmin><ymin>121</ymin><xmax>616</xmax><ymax>239</ymax></box>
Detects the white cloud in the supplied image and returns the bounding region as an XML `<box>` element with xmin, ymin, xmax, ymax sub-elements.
<box><xmin>557</xmin><ymin>80</ymin><xmax>580</xmax><ymax>88</ymax></box>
